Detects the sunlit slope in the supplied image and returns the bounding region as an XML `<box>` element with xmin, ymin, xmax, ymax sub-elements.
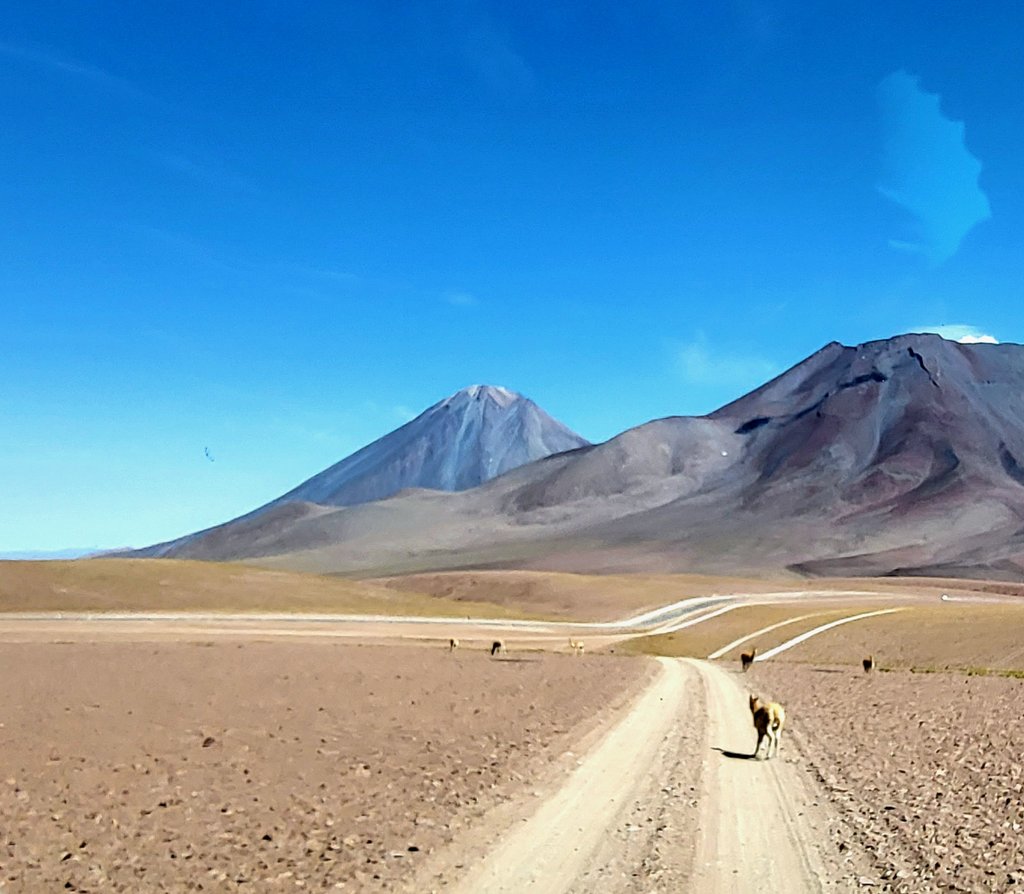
<box><xmin>0</xmin><ymin>559</ymin><xmax>526</xmax><ymax>617</ymax></box>
<box><xmin>370</xmin><ymin>570</ymin><xmax>799</xmax><ymax>622</ymax></box>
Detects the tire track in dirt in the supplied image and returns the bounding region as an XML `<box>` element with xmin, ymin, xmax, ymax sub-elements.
<box><xmin>685</xmin><ymin>658</ymin><xmax>852</xmax><ymax>892</ymax></box>
<box><xmin>431</xmin><ymin>657</ymin><xmax>695</xmax><ymax>893</ymax></box>
<box><xmin>421</xmin><ymin>657</ymin><xmax>853</xmax><ymax>893</ymax></box>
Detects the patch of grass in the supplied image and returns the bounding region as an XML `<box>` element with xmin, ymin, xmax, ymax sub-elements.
<box><xmin>765</xmin><ymin>603</ymin><xmax>1024</xmax><ymax>672</ymax></box>
<box><xmin>621</xmin><ymin>605</ymin><xmax>882</xmax><ymax>660</ymax></box>
<box><xmin>0</xmin><ymin>558</ymin><xmax>537</xmax><ymax>618</ymax></box>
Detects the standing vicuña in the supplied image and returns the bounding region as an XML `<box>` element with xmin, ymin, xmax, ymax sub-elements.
<box><xmin>740</xmin><ymin>647</ymin><xmax>757</xmax><ymax>672</ymax></box>
<box><xmin>749</xmin><ymin>694</ymin><xmax>785</xmax><ymax>759</ymax></box>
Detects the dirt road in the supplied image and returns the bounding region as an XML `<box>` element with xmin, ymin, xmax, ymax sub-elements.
<box><xmin>417</xmin><ymin>658</ymin><xmax>848</xmax><ymax>893</ymax></box>
<box><xmin>433</xmin><ymin>658</ymin><xmax>692</xmax><ymax>893</ymax></box>
<box><xmin>685</xmin><ymin>658</ymin><xmax>843</xmax><ymax>892</ymax></box>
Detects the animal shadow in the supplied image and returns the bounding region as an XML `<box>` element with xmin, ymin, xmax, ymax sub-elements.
<box><xmin>712</xmin><ymin>746</ymin><xmax>757</xmax><ymax>761</ymax></box>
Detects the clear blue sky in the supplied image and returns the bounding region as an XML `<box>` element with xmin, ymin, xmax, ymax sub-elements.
<box><xmin>2</xmin><ymin>1</ymin><xmax>1021</xmax><ymax>552</ymax></box>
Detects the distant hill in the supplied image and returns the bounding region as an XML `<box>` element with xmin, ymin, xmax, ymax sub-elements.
<box><xmin>130</xmin><ymin>385</ymin><xmax>589</xmax><ymax>558</ymax></box>
<box><xmin>0</xmin><ymin>547</ymin><xmax>107</xmax><ymax>560</ymax></box>
<box><xmin>135</xmin><ymin>335</ymin><xmax>1024</xmax><ymax>581</ymax></box>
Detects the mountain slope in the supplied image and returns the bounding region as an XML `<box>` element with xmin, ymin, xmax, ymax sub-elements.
<box><xmin>142</xmin><ymin>335</ymin><xmax>1024</xmax><ymax>580</ymax></box>
<box><xmin>131</xmin><ymin>385</ymin><xmax>589</xmax><ymax>559</ymax></box>
<box><xmin>267</xmin><ymin>385</ymin><xmax>589</xmax><ymax>508</ymax></box>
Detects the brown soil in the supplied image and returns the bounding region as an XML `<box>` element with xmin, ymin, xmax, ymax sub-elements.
<box><xmin>752</xmin><ymin>663</ymin><xmax>1024</xmax><ymax>892</ymax></box>
<box><xmin>826</xmin><ymin>576</ymin><xmax>1024</xmax><ymax>600</ymax></box>
<box><xmin>0</xmin><ymin>640</ymin><xmax>648</xmax><ymax>891</ymax></box>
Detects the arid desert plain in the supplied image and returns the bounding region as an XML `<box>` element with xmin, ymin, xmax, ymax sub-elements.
<box><xmin>1</xmin><ymin>559</ymin><xmax>1023</xmax><ymax>893</ymax></box>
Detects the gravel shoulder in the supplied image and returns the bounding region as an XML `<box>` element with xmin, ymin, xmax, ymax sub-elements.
<box><xmin>753</xmin><ymin>663</ymin><xmax>1024</xmax><ymax>892</ymax></box>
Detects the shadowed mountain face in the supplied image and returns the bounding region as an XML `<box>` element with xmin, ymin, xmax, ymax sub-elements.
<box><xmin>140</xmin><ymin>335</ymin><xmax>1024</xmax><ymax>580</ymax></box>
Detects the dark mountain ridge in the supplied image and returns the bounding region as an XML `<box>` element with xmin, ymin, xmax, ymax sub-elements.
<box><xmin>135</xmin><ymin>334</ymin><xmax>1024</xmax><ymax>580</ymax></box>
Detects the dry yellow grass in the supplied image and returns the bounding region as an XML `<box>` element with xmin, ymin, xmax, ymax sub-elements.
<box><xmin>767</xmin><ymin>603</ymin><xmax>1024</xmax><ymax>671</ymax></box>
<box><xmin>0</xmin><ymin>559</ymin><xmax>532</xmax><ymax>618</ymax></box>
<box><xmin>369</xmin><ymin>570</ymin><xmax>803</xmax><ymax>621</ymax></box>
<box><xmin>619</xmin><ymin>603</ymin><xmax>886</xmax><ymax>659</ymax></box>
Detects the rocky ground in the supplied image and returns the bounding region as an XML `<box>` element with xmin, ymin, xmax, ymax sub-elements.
<box><xmin>0</xmin><ymin>640</ymin><xmax>649</xmax><ymax>892</ymax></box>
<box><xmin>754</xmin><ymin>663</ymin><xmax>1024</xmax><ymax>893</ymax></box>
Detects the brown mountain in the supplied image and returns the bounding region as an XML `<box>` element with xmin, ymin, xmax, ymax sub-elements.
<box><xmin>139</xmin><ymin>334</ymin><xmax>1024</xmax><ymax>580</ymax></box>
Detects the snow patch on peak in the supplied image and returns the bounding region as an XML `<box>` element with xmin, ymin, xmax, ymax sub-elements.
<box><xmin>447</xmin><ymin>385</ymin><xmax>519</xmax><ymax>408</ymax></box>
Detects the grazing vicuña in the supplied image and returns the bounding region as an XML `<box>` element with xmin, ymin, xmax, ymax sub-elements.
<box><xmin>749</xmin><ymin>693</ymin><xmax>785</xmax><ymax>760</ymax></box>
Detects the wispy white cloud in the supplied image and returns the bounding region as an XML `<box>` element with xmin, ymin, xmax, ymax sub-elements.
<box><xmin>676</xmin><ymin>333</ymin><xmax>778</xmax><ymax>386</ymax></box>
<box><xmin>127</xmin><ymin>225</ymin><xmax>361</xmax><ymax>291</ymax></box>
<box><xmin>279</xmin><ymin>263</ymin><xmax>360</xmax><ymax>285</ymax></box>
<box><xmin>877</xmin><ymin>70</ymin><xmax>991</xmax><ymax>265</ymax></box>
<box><xmin>915</xmin><ymin>324</ymin><xmax>999</xmax><ymax>344</ymax></box>
<box><xmin>0</xmin><ymin>40</ymin><xmax>154</xmax><ymax>103</ymax></box>
<box><xmin>443</xmin><ymin>290</ymin><xmax>478</xmax><ymax>307</ymax></box>
<box><xmin>157</xmin><ymin>153</ymin><xmax>259</xmax><ymax>194</ymax></box>
<box><xmin>450</xmin><ymin>6</ymin><xmax>534</xmax><ymax>97</ymax></box>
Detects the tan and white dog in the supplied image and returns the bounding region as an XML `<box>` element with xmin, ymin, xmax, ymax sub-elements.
<box><xmin>749</xmin><ymin>694</ymin><xmax>785</xmax><ymax>759</ymax></box>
